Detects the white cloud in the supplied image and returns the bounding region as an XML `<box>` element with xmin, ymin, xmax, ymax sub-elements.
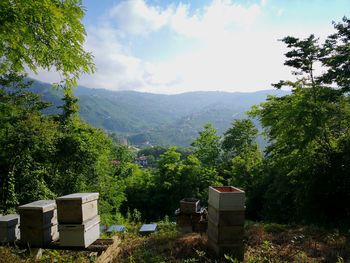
<box><xmin>260</xmin><ymin>0</ymin><xmax>268</xmax><ymax>7</ymax></box>
<box><xmin>277</xmin><ymin>8</ymin><xmax>284</xmax><ymax>16</ymax></box>
<box><xmin>82</xmin><ymin>0</ymin><xmax>267</xmax><ymax>92</ymax></box>
<box><xmin>79</xmin><ymin>25</ymin><xmax>147</xmax><ymax>90</ymax></box>
<box><xmin>108</xmin><ymin>0</ymin><xmax>173</xmax><ymax>35</ymax></box>
<box><xmin>29</xmin><ymin>0</ymin><xmax>336</xmax><ymax>94</ymax></box>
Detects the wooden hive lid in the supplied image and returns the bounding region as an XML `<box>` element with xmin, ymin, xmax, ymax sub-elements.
<box><xmin>18</xmin><ymin>200</ymin><xmax>56</xmax><ymax>212</ymax></box>
<box><xmin>0</xmin><ymin>214</ymin><xmax>19</xmax><ymax>227</ymax></box>
<box><xmin>56</xmin><ymin>192</ymin><xmax>99</xmax><ymax>203</ymax></box>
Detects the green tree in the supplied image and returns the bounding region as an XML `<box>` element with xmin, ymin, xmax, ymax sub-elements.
<box><xmin>191</xmin><ymin>123</ymin><xmax>220</xmax><ymax>167</ymax></box>
<box><xmin>0</xmin><ymin>0</ymin><xmax>94</xmax><ymax>88</ymax></box>
<box><xmin>121</xmin><ymin>166</ymin><xmax>156</xmax><ymax>221</ymax></box>
<box><xmin>222</xmin><ymin>119</ymin><xmax>259</xmax><ymax>158</ymax></box>
<box><xmin>0</xmin><ymin>1</ymin><xmax>129</xmax><ymax>221</ymax></box>
<box><xmin>221</xmin><ymin>119</ymin><xmax>263</xmax><ymax>219</ymax></box>
<box><xmin>0</xmin><ymin>73</ymin><xmax>58</xmax><ymax>212</ymax></box>
<box><xmin>250</xmin><ymin>17</ymin><xmax>350</xmax><ymax>225</ymax></box>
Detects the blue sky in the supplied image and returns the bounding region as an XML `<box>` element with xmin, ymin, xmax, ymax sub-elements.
<box><xmin>33</xmin><ymin>0</ymin><xmax>350</xmax><ymax>93</ymax></box>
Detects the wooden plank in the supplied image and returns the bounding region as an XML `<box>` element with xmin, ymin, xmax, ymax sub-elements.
<box><xmin>95</xmin><ymin>236</ymin><xmax>121</xmax><ymax>263</ymax></box>
<box><xmin>46</xmin><ymin>238</ymin><xmax>114</xmax><ymax>252</ymax></box>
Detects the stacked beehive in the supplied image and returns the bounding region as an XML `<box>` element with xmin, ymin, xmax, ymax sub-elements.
<box><xmin>176</xmin><ymin>198</ymin><xmax>207</xmax><ymax>233</ymax></box>
<box><xmin>18</xmin><ymin>200</ymin><xmax>58</xmax><ymax>246</ymax></box>
<box><xmin>0</xmin><ymin>214</ymin><xmax>20</xmax><ymax>242</ymax></box>
<box><xmin>207</xmin><ymin>186</ymin><xmax>245</xmax><ymax>260</ymax></box>
<box><xmin>56</xmin><ymin>193</ymin><xmax>100</xmax><ymax>248</ymax></box>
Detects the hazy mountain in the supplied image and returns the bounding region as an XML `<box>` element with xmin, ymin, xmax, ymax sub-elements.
<box><xmin>29</xmin><ymin>79</ymin><xmax>288</xmax><ymax>147</ymax></box>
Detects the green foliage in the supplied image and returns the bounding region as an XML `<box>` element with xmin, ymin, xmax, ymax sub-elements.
<box><xmin>121</xmin><ymin>166</ymin><xmax>156</xmax><ymax>220</ymax></box>
<box><xmin>2</xmin><ymin>0</ymin><xmax>349</xmax><ymax>243</ymax></box>
<box><xmin>222</xmin><ymin>119</ymin><xmax>259</xmax><ymax>157</ymax></box>
<box><xmin>0</xmin><ymin>74</ymin><xmax>125</xmax><ymax>219</ymax></box>
<box><xmin>0</xmin><ymin>73</ymin><xmax>58</xmax><ymax>211</ymax></box>
<box><xmin>249</xmin><ymin>17</ymin><xmax>350</xmax><ymax>225</ymax></box>
<box><xmin>121</xmin><ymin>145</ymin><xmax>222</xmax><ymax>221</ymax></box>
<box><xmin>0</xmin><ymin>0</ymin><xmax>94</xmax><ymax>88</ymax></box>
<box><xmin>191</xmin><ymin>123</ymin><xmax>220</xmax><ymax>167</ymax></box>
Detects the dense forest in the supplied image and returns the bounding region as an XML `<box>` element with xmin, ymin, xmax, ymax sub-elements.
<box><xmin>0</xmin><ymin>0</ymin><xmax>350</xmax><ymax>241</ymax></box>
<box><xmin>27</xmin><ymin>79</ymin><xmax>288</xmax><ymax>147</ymax></box>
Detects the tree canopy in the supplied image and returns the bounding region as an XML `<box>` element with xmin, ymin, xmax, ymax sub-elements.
<box><xmin>250</xmin><ymin>16</ymin><xmax>350</xmax><ymax>225</ymax></box>
<box><xmin>0</xmin><ymin>0</ymin><xmax>94</xmax><ymax>88</ymax></box>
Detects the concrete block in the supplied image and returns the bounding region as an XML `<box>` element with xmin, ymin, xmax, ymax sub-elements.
<box><xmin>208</xmin><ymin>186</ymin><xmax>245</xmax><ymax>211</ymax></box>
<box><xmin>0</xmin><ymin>214</ymin><xmax>20</xmax><ymax>242</ymax></box>
<box><xmin>56</xmin><ymin>193</ymin><xmax>99</xmax><ymax>224</ymax></box>
<box><xmin>208</xmin><ymin>205</ymin><xmax>245</xmax><ymax>226</ymax></box>
<box><xmin>59</xmin><ymin>215</ymin><xmax>100</xmax><ymax>247</ymax></box>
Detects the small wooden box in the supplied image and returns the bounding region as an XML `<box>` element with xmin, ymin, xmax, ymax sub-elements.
<box><xmin>56</xmin><ymin>193</ymin><xmax>99</xmax><ymax>224</ymax></box>
<box><xmin>176</xmin><ymin>214</ymin><xmax>192</xmax><ymax>227</ymax></box>
<box><xmin>208</xmin><ymin>186</ymin><xmax>245</xmax><ymax>211</ymax></box>
<box><xmin>180</xmin><ymin>198</ymin><xmax>200</xmax><ymax>214</ymax></box>
<box><xmin>0</xmin><ymin>214</ymin><xmax>20</xmax><ymax>242</ymax></box>
<box><xmin>193</xmin><ymin>221</ymin><xmax>207</xmax><ymax>233</ymax></box>
<box><xmin>59</xmin><ymin>215</ymin><xmax>100</xmax><ymax>248</ymax></box>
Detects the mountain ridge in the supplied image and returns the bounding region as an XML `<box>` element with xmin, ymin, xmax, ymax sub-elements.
<box><xmin>28</xmin><ymin>78</ymin><xmax>289</xmax><ymax>146</ymax></box>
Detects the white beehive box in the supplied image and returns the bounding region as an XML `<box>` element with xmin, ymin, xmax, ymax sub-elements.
<box><xmin>59</xmin><ymin>215</ymin><xmax>100</xmax><ymax>247</ymax></box>
<box><xmin>0</xmin><ymin>214</ymin><xmax>20</xmax><ymax>242</ymax></box>
<box><xmin>19</xmin><ymin>200</ymin><xmax>57</xmax><ymax>228</ymax></box>
<box><xmin>56</xmin><ymin>193</ymin><xmax>99</xmax><ymax>224</ymax></box>
<box><xmin>20</xmin><ymin>224</ymin><xmax>59</xmax><ymax>247</ymax></box>
<box><xmin>208</xmin><ymin>186</ymin><xmax>245</xmax><ymax>211</ymax></box>
<box><xmin>18</xmin><ymin>200</ymin><xmax>58</xmax><ymax>246</ymax></box>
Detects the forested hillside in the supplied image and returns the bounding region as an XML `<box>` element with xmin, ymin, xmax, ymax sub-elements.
<box><xmin>29</xmin><ymin>80</ymin><xmax>287</xmax><ymax>146</ymax></box>
<box><xmin>0</xmin><ymin>1</ymin><xmax>349</xmax><ymax>262</ymax></box>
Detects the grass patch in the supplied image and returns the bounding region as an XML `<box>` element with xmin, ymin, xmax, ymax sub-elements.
<box><xmin>0</xmin><ymin>222</ymin><xmax>349</xmax><ymax>262</ymax></box>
